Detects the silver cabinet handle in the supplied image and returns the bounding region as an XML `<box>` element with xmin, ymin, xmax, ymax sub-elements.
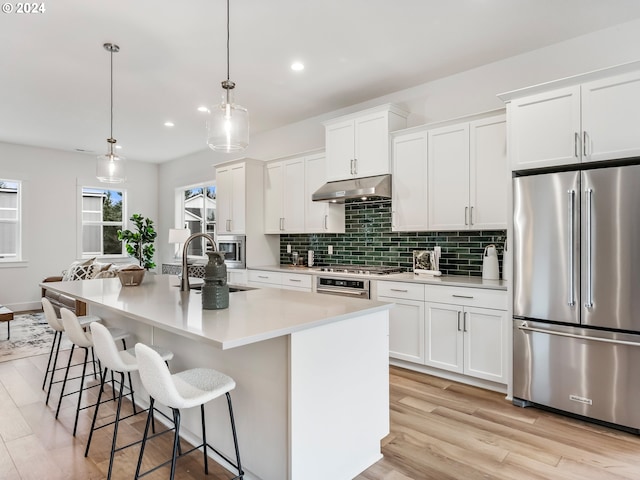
<box><xmin>470</xmin><ymin>206</ymin><xmax>474</xmax><ymax>226</ymax></box>
<box><xmin>567</xmin><ymin>189</ymin><xmax>576</xmax><ymax>307</ymax></box>
<box><xmin>390</xmin><ymin>288</ymin><xmax>408</xmax><ymax>293</ymax></box>
<box><xmin>463</xmin><ymin>311</ymin><xmax>468</xmax><ymax>332</ymax></box>
<box><xmin>324</xmin><ymin>214</ymin><xmax>328</xmax><ymax>230</ymax></box>
<box><xmin>280</xmin><ymin>217</ymin><xmax>284</xmax><ymax>231</ymax></box>
<box><xmin>583</xmin><ymin>131</ymin><xmax>588</xmax><ymax>157</ymax></box>
<box><xmin>226</xmin><ymin>219</ymin><xmax>231</xmax><ymax>232</ymax></box>
<box><xmin>574</xmin><ymin>132</ymin><xmax>579</xmax><ymax>157</ymax></box>
<box><xmin>288</xmin><ymin>278</ymin><xmax>302</xmax><ymax>282</ymax></box>
<box><xmin>585</xmin><ymin>188</ymin><xmax>593</xmax><ymax>308</ymax></box>
<box><xmin>452</xmin><ymin>294</ymin><xmax>474</xmax><ymax>299</ymax></box>
<box><xmin>518</xmin><ymin>323</ymin><xmax>640</xmax><ymax>347</ymax></box>
<box><xmin>353</xmin><ymin>158</ymin><xmax>358</xmax><ymax>175</ymax></box>
<box><xmin>457</xmin><ymin>311</ymin><xmax>461</xmax><ymax>331</ymax></box>
<box><xmin>349</xmin><ymin>159</ymin><xmax>354</xmax><ymax>175</ymax></box>
<box><xmin>464</xmin><ymin>206</ymin><xmax>469</xmax><ymax>225</ymax></box>
<box><xmin>257</xmin><ymin>275</ymin><xmax>269</xmax><ymax>279</ymax></box>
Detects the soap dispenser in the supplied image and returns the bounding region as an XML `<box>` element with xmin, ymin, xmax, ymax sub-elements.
<box><xmin>482</xmin><ymin>244</ymin><xmax>499</xmax><ymax>280</ymax></box>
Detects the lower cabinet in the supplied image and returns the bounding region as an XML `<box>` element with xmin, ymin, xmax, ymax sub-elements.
<box><xmin>378</xmin><ymin>281</ymin><xmax>508</xmax><ymax>386</ymax></box>
<box><xmin>227</xmin><ymin>269</ymin><xmax>248</xmax><ymax>286</ymax></box>
<box><xmin>248</xmin><ymin>270</ymin><xmax>312</xmax><ymax>292</ymax></box>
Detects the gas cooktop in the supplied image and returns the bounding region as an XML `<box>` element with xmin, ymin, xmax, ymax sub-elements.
<box><xmin>315</xmin><ymin>265</ymin><xmax>404</xmax><ymax>275</ymax></box>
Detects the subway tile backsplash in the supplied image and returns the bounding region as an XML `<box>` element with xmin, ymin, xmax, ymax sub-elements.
<box><xmin>279</xmin><ymin>200</ymin><xmax>506</xmax><ymax>276</ymax></box>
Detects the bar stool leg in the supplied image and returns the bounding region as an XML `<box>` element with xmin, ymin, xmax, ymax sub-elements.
<box><xmin>226</xmin><ymin>392</ymin><xmax>244</xmax><ymax>478</ymax></box>
<box><xmin>45</xmin><ymin>332</ymin><xmax>62</xmax><ymax>405</ymax></box>
<box><xmin>170</xmin><ymin>408</ymin><xmax>181</xmax><ymax>480</ymax></box>
<box><xmin>42</xmin><ymin>330</ymin><xmax>60</xmax><ymax>389</ymax></box>
<box><xmin>85</xmin><ymin>367</ymin><xmax>109</xmax><ymax>457</ymax></box>
<box><xmin>135</xmin><ymin>398</ymin><xmax>155</xmax><ymax>480</ymax></box>
<box><xmin>72</xmin><ymin>347</ymin><xmax>90</xmax><ymax>436</ymax></box>
<box><xmin>55</xmin><ymin>344</ymin><xmax>76</xmax><ymax>418</ymax></box>
<box><xmin>107</xmin><ymin>371</ymin><xmax>126</xmax><ymax>480</ymax></box>
<box><xmin>127</xmin><ymin>371</ymin><xmax>137</xmax><ymax>415</ymax></box>
<box><xmin>201</xmin><ymin>404</ymin><xmax>208</xmax><ymax>475</ymax></box>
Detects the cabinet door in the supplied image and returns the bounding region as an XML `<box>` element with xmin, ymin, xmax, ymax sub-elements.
<box><xmin>582</xmin><ymin>71</ymin><xmax>640</xmax><ymax>163</ymax></box>
<box><xmin>463</xmin><ymin>307</ymin><xmax>507</xmax><ymax>383</ymax></box>
<box><xmin>424</xmin><ymin>302</ymin><xmax>463</xmax><ymax>373</ymax></box>
<box><xmin>392</xmin><ymin>131</ymin><xmax>428</xmax><ymax>231</ymax></box>
<box><xmin>304</xmin><ymin>153</ymin><xmax>345</xmax><ymax>233</ymax></box>
<box><xmin>216</xmin><ymin>166</ymin><xmax>232</xmax><ymax>233</ymax></box>
<box><xmin>509</xmin><ymin>86</ymin><xmax>581</xmax><ymax>170</ymax></box>
<box><xmin>354</xmin><ymin>111</ymin><xmax>390</xmax><ymax>178</ymax></box>
<box><xmin>469</xmin><ymin>116</ymin><xmax>507</xmax><ymax>230</ymax></box>
<box><xmin>382</xmin><ymin>297</ymin><xmax>425</xmax><ymax>363</ymax></box>
<box><xmin>428</xmin><ymin>124</ymin><xmax>470</xmax><ymax>231</ymax></box>
<box><xmin>326</xmin><ymin>119</ymin><xmax>355</xmax><ymax>181</ymax></box>
<box><xmin>264</xmin><ymin>162</ymin><xmax>284</xmax><ymax>233</ymax></box>
<box><xmin>282</xmin><ymin>158</ymin><xmax>306</xmax><ymax>233</ymax></box>
<box><xmin>229</xmin><ymin>163</ymin><xmax>246</xmax><ymax>233</ymax></box>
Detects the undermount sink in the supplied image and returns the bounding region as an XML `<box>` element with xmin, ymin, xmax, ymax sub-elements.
<box><xmin>229</xmin><ymin>285</ymin><xmax>257</xmax><ymax>293</ymax></box>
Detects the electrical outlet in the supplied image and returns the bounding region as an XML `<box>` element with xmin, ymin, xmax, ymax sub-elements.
<box><xmin>328</xmin><ymin>245</ymin><xmax>333</xmax><ymax>255</ymax></box>
<box><xmin>287</xmin><ymin>244</ymin><xmax>291</xmax><ymax>253</ymax></box>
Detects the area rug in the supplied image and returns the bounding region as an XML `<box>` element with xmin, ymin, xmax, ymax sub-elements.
<box><xmin>0</xmin><ymin>312</ymin><xmax>71</xmax><ymax>363</ymax></box>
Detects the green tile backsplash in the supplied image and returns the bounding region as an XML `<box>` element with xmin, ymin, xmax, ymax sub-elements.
<box><xmin>280</xmin><ymin>200</ymin><xmax>506</xmax><ymax>276</ymax></box>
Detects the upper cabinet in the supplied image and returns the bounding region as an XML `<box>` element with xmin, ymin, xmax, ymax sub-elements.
<box><xmin>304</xmin><ymin>153</ymin><xmax>345</xmax><ymax>234</ymax></box>
<box><xmin>264</xmin><ymin>157</ymin><xmax>306</xmax><ymax>234</ymax></box>
<box><xmin>501</xmin><ymin>64</ymin><xmax>640</xmax><ymax>171</ymax></box>
<box><xmin>324</xmin><ymin>104</ymin><xmax>408</xmax><ymax>181</ymax></box>
<box><xmin>216</xmin><ymin>159</ymin><xmax>264</xmax><ymax>235</ymax></box>
<box><xmin>425</xmin><ymin>114</ymin><xmax>507</xmax><ymax>231</ymax></box>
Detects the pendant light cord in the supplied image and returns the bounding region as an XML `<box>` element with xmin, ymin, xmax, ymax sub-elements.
<box><xmin>226</xmin><ymin>0</ymin><xmax>230</xmax><ymax>83</ymax></box>
<box><xmin>109</xmin><ymin>47</ymin><xmax>114</xmax><ymax>153</ymax></box>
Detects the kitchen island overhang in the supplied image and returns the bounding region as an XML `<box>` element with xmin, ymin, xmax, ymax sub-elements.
<box><xmin>40</xmin><ymin>274</ymin><xmax>393</xmax><ymax>480</ymax></box>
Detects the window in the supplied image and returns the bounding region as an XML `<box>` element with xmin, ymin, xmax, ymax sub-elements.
<box><xmin>180</xmin><ymin>184</ymin><xmax>216</xmax><ymax>256</ymax></box>
<box><xmin>81</xmin><ymin>187</ymin><xmax>125</xmax><ymax>257</ymax></box>
<box><xmin>0</xmin><ymin>179</ymin><xmax>21</xmax><ymax>261</ymax></box>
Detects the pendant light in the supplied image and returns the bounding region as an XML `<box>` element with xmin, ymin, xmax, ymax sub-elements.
<box><xmin>206</xmin><ymin>0</ymin><xmax>249</xmax><ymax>152</ymax></box>
<box><xmin>96</xmin><ymin>42</ymin><xmax>126</xmax><ymax>183</ymax></box>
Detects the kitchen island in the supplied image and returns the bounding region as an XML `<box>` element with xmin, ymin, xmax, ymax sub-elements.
<box><xmin>40</xmin><ymin>274</ymin><xmax>392</xmax><ymax>480</ymax></box>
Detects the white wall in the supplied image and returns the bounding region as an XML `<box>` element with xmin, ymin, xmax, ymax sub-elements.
<box><xmin>158</xmin><ymin>18</ymin><xmax>640</xmax><ymax>263</ymax></box>
<box><xmin>0</xmin><ymin>142</ymin><xmax>158</xmax><ymax>311</ymax></box>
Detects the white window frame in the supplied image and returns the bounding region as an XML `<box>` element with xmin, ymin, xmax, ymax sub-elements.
<box><xmin>174</xmin><ymin>181</ymin><xmax>216</xmax><ymax>259</ymax></box>
<box><xmin>0</xmin><ymin>179</ymin><xmax>22</xmax><ymax>263</ymax></box>
<box><xmin>77</xmin><ymin>185</ymin><xmax>128</xmax><ymax>260</ymax></box>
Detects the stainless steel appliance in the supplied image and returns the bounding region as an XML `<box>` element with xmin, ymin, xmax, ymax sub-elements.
<box><xmin>513</xmin><ymin>164</ymin><xmax>640</xmax><ymax>432</ymax></box>
<box><xmin>216</xmin><ymin>234</ymin><xmax>245</xmax><ymax>269</ymax></box>
<box><xmin>315</xmin><ymin>264</ymin><xmax>404</xmax><ymax>299</ymax></box>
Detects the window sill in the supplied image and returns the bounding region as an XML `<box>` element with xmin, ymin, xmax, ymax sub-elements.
<box><xmin>0</xmin><ymin>260</ymin><xmax>28</xmax><ymax>268</ymax></box>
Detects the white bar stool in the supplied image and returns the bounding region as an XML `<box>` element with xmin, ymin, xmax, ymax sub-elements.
<box><xmin>134</xmin><ymin>342</ymin><xmax>244</xmax><ymax>480</ymax></box>
<box><xmin>57</xmin><ymin>307</ymin><xmax>128</xmax><ymax>436</ymax></box>
<box><xmin>86</xmin><ymin>321</ymin><xmax>174</xmax><ymax>480</ymax></box>
<box><xmin>41</xmin><ymin>298</ymin><xmax>101</xmax><ymax>405</ymax></box>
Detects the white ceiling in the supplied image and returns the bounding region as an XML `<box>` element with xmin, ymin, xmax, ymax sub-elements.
<box><xmin>2</xmin><ymin>0</ymin><xmax>640</xmax><ymax>163</ymax></box>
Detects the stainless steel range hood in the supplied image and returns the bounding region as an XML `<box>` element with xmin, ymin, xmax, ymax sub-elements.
<box><xmin>311</xmin><ymin>174</ymin><xmax>391</xmax><ymax>203</ymax></box>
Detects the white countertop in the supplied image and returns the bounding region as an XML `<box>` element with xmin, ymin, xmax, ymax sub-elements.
<box><xmin>251</xmin><ymin>265</ymin><xmax>507</xmax><ymax>291</ymax></box>
<box><xmin>40</xmin><ymin>274</ymin><xmax>392</xmax><ymax>350</ymax></box>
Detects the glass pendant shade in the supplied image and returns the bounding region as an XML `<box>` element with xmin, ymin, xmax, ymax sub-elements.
<box><xmin>207</xmin><ymin>91</ymin><xmax>249</xmax><ymax>152</ymax></box>
<box><xmin>96</xmin><ymin>151</ymin><xmax>126</xmax><ymax>183</ymax></box>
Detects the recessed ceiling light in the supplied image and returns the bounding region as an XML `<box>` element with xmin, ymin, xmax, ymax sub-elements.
<box><xmin>197</xmin><ymin>106</ymin><xmax>210</xmax><ymax>113</ymax></box>
<box><xmin>291</xmin><ymin>62</ymin><xmax>304</xmax><ymax>71</ymax></box>
<box><xmin>164</xmin><ymin>121</ymin><xmax>175</xmax><ymax>127</ymax></box>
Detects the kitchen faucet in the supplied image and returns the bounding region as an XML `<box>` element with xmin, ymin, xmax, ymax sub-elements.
<box><xmin>180</xmin><ymin>232</ymin><xmax>218</xmax><ymax>291</ymax></box>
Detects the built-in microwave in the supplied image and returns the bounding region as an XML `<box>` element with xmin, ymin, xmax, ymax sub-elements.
<box><xmin>216</xmin><ymin>234</ymin><xmax>246</xmax><ymax>269</ymax></box>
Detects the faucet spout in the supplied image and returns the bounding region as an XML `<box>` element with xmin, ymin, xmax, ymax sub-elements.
<box><xmin>180</xmin><ymin>233</ymin><xmax>218</xmax><ymax>291</ymax></box>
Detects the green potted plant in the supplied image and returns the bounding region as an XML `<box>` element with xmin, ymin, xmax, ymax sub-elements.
<box><xmin>117</xmin><ymin>214</ymin><xmax>158</xmax><ymax>270</ymax></box>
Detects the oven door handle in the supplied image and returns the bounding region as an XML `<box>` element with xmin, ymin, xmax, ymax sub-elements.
<box><xmin>316</xmin><ymin>287</ymin><xmax>368</xmax><ymax>297</ymax></box>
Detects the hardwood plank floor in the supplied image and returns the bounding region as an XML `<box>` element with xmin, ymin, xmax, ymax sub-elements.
<box><xmin>2</xmin><ymin>346</ymin><xmax>640</xmax><ymax>479</ymax></box>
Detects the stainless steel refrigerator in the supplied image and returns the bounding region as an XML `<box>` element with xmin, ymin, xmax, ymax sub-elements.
<box><xmin>513</xmin><ymin>163</ymin><xmax>640</xmax><ymax>432</ymax></box>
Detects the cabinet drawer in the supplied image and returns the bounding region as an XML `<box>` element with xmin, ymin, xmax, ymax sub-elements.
<box><xmin>248</xmin><ymin>270</ymin><xmax>282</xmax><ymax>285</ymax></box>
<box><xmin>281</xmin><ymin>273</ymin><xmax>312</xmax><ymax>289</ymax></box>
<box><xmin>377</xmin><ymin>281</ymin><xmax>425</xmax><ymax>301</ymax></box>
<box><xmin>425</xmin><ymin>285</ymin><xmax>506</xmax><ymax>310</ymax></box>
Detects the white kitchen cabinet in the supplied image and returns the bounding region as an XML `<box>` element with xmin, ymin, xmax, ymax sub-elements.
<box><xmin>216</xmin><ymin>162</ymin><xmax>246</xmax><ymax>234</ymax></box>
<box><xmin>377</xmin><ymin>281</ymin><xmax>426</xmax><ymax>363</ymax></box>
<box><xmin>247</xmin><ymin>269</ymin><xmax>312</xmax><ymax>292</ymax></box>
<box><xmin>304</xmin><ymin>153</ymin><xmax>345</xmax><ymax>233</ymax></box>
<box><xmin>264</xmin><ymin>157</ymin><xmax>305</xmax><ymax>234</ymax></box>
<box><xmin>391</xmin><ymin>130</ymin><xmax>428</xmax><ymax>231</ymax></box>
<box><xmin>427</xmin><ymin>114</ymin><xmax>506</xmax><ymax>231</ymax></box>
<box><xmin>324</xmin><ymin>104</ymin><xmax>408</xmax><ymax>181</ymax></box>
<box><xmin>505</xmin><ymin>68</ymin><xmax>640</xmax><ymax>170</ymax></box>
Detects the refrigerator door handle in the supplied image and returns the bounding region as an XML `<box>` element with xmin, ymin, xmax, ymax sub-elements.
<box><xmin>585</xmin><ymin>188</ymin><xmax>594</xmax><ymax>309</ymax></box>
<box><xmin>567</xmin><ymin>189</ymin><xmax>576</xmax><ymax>307</ymax></box>
<box><xmin>517</xmin><ymin>323</ymin><xmax>640</xmax><ymax>347</ymax></box>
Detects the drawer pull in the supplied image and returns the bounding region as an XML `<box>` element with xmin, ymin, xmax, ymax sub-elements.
<box><xmin>452</xmin><ymin>294</ymin><xmax>474</xmax><ymax>299</ymax></box>
<box><xmin>257</xmin><ymin>275</ymin><xmax>269</xmax><ymax>279</ymax></box>
<box><xmin>390</xmin><ymin>288</ymin><xmax>409</xmax><ymax>293</ymax></box>
<box><xmin>288</xmin><ymin>279</ymin><xmax>302</xmax><ymax>282</ymax></box>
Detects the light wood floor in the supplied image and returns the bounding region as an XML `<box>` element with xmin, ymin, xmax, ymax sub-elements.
<box><xmin>2</xmin><ymin>347</ymin><xmax>640</xmax><ymax>479</ymax></box>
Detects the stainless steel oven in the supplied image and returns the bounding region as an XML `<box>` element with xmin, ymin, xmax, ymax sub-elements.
<box><xmin>216</xmin><ymin>234</ymin><xmax>245</xmax><ymax>269</ymax></box>
<box><xmin>316</xmin><ymin>276</ymin><xmax>370</xmax><ymax>299</ymax></box>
